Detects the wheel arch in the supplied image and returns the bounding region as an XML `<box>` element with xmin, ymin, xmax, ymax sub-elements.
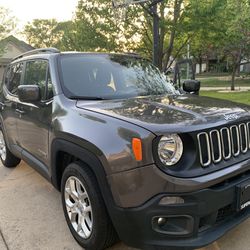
<box><xmin>50</xmin><ymin>138</ymin><xmax>115</xmax><ymax>206</ymax></box>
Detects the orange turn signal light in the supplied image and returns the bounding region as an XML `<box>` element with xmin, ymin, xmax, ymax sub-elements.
<box><xmin>132</xmin><ymin>138</ymin><xmax>142</xmax><ymax>161</ymax></box>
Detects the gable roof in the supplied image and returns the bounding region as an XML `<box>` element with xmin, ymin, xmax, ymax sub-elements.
<box><xmin>0</xmin><ymin>35</ymin><xmax>34</xmax><ymax>52</ymax></box>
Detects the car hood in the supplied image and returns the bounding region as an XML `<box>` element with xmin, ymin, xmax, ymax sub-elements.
<box><xmin>76</xmin><ymin>94</ymin><xmax>250</xmax><ymax>134</ymax></box>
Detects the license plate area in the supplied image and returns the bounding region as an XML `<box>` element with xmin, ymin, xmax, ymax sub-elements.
<box><xmin>236</xmin><ymin>179</ymin><xmax>250</xmax><ymax>211</ymax></box>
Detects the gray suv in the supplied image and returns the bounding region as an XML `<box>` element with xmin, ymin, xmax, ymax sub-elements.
<box><xmin>1</xmin><ymin>48</ymin><xmax>250</xmax><ymax>250</ymax></box>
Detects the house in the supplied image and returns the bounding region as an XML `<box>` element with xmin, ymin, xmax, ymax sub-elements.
<box><xmin>0</xmin><ymin>35</ymin><xmax>34</xmax><ymax>81</ymax></box>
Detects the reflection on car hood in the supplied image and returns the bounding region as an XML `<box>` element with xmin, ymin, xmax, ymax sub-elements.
<box><xmin>76</xmin><ymin>94</ymin><xmax>250</xmax><ymax>134</ymax></box>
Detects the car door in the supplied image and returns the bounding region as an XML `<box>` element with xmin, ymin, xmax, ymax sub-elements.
<box><xmin>0</xmin><ymin>63</ymin><xmax>24</xmax><ymax>157</ymax></box>
<box><xmin>16</xmin><ymin>59</ymin><xmax>53</xmax><ymax>167</ymax></box>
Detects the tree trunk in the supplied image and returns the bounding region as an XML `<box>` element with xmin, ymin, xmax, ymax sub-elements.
<box><xmin>158</xmin><ymin>3</ymin><xmax>166</xmax><ymax>70</ymax></box>
<box><xmin>206</xmin><ymin>57</ymin><xmax>209</xmax><ymax>73</ymax></box>
<box><xmin>231</xmin><ymin>50</ymin><xmax>242</xmax><ymax>90</ymax></box>
<box><xmin>236</xmin><ymin>64</ymin><xmax>241</xmax><ymax>77</ymax></box>
<box><xmin>162</xmin><ymin>0</ymin><xmax>183</xmax><ymax>71</ymax></box>
<box><xmin>217</xmin><ymin>57</ymin><xmax>220</xmax><ymax>73</ymax></box>
<box><xmin>231</xmin><ymin>65</ymin><xmax>236</xmax><ymax>91</ymax></box>
<box><xmin>199</xmin><ymin>57</ymin><xmax>202</xmax><ymax>74</ymax></box>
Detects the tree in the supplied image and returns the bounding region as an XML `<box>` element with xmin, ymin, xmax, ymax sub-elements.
<box><xmin>66</xmin><ymin>0</ymin><xmax>142</xmax><ymax>52</ymax></box>
<box><xmin>22</xmin><ymin>0</ymin><xmax>228</xmax><ymax>71</ymax></box>
<box><xmin>23</xmin><ymin>1</ymin><xmax>142</xmax><ymax>53</ymax></box>
<box><xmin>222</xmin><ymin>0</ymin><xmax>250</xmax><ymax>90</ymax></box>
<box><xmin>0</xmin><ymin>7</ymin><xmax>15</xmax><ymax>39</ymax></box>
<box><xmin>54</xmin><ymin>21</ymin><xmax>76</xmax><ymax>50</ymax></box>
<box><xmin>24</xmin><ymin>19</ymin><xmax>63</xmax><ymax>48</ymax></box>
<box><xmin>134</xmin><ymin>0</ymin><xmax>226</xmax><ymax>70</ymax></box>
<box><xmin>0</xmin><ymin>7</ymin><xmax>16</xmax><ymax>53</ymax></box>
<box><xmin>183</xmin><ymin>0</ymin><xmax>227</xmax><ymax>73</ymax></box>
<box><xmin>22</xmin><ymin>0</ymin><xmax>239</xmax><ymax>78</ymax></box>
<box><xmin>135</xmin><ymin>0</ymin><xmax>187</xmax><ymax>70</ymax></box>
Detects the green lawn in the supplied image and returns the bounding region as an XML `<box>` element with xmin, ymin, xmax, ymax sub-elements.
<box><xmin>200</xmin><ymin>90</ymin><xmax>250</xmax><ymax>105</ymax></box>
<box><xmin>197</xmin><ymin>72</ymin><xmax>230</xmax><ymax>78</ymax></box>
<box><xmin>198</xmin><ymin>77</ymin><xmax>250</xmax><ymax>87</ymax></box>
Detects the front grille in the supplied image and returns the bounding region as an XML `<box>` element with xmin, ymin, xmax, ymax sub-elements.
<box><xmin>197</xmin><ymin>122</ymin><xmax>250</xmax><ymax>167</ymax></box>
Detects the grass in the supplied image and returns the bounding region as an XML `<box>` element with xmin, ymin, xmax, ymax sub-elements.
<box><xmin>198</xmin><ymin>77</ymin><xmax>250</xmax><ymax>87</ymax></box>
<box><xmin>197</xmin><ymin>72</ymin><xmax>230</xmax><ymax>78</ymax></box>
<box><xmin>200</xmin><ymin>90</ymin><xmax>250</xmax><ymax>105</ymax></box>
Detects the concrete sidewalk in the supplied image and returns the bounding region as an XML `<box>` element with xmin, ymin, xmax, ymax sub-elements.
<box><xmin>0</xmin><ymin>229</ymin><xmax>8</xmax><ymax>250</ymax></box>
<box><xmin>0</xmin><ymin>162</ymin><xmax>250</xmax><ymax>250</ymax></box>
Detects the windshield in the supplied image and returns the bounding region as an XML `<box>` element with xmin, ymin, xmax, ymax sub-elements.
<box><xmin>59</xmin><ymin>54</ymin><xmax>179</xmax><ymax>100</ymax></box>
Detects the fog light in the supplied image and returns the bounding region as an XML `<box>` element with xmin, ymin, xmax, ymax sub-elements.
<box><xmin>152</xmin><ymin>215</ymin><xmax>194</xmax><ymax>236</ymax></box>
<box><xmin>157</xmin><ymin>217</ymin><xmax>167</xmax><ymax>226</ymax></box>
<box><xmin>159</xmin><ymin>196</ymin><xmax>184</xmax><ymax>205</ymax></box>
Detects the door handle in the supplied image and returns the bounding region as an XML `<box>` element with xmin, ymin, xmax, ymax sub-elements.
<box><xmin>15</xmin><ymin>109</ymin><xmax>25</xmax><ymax>115</ymax></box>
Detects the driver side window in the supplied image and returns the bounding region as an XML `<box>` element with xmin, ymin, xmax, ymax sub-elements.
<box><xmin>24</xmin><ymin>60</ymin><xmax>52</xmax><ymax>100</ymax></box>
<box><xmin>6</xmin><ymin>63</ymin><xmax>23</xmax><ymax>95</ymax></box>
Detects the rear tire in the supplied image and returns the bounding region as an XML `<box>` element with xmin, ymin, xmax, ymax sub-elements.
<box><xmin>0</xmin><ymin>128</ymin><xmax>20</xmax><ymax>168</ymax></box>
<box><xmin>61</xmin><ymin>162</ymin><xmax>118</xmax><ymax>250</ymax></box>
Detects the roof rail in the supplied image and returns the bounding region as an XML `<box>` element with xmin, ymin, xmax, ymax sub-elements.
<box><xmin>12</xmin><ymin>47</ymin><xmax>60</xmax><ymax>62</ymax></box>
<box><xmin>124</xmin><ymin>52</ymin><xmax>140</xmax><ymax>56</ymax></box>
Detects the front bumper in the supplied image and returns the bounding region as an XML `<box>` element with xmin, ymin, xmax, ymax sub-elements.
<box><xmin>109</xmin><ymin>166</ymin><xmax>250</xmax><ymax>250</ymax></box>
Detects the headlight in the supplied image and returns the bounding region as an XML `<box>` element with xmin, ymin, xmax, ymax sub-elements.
<box><xmin>158</xmin><ymin>134</ymin><xmax>183</xmax><ymax>166</ymax></box>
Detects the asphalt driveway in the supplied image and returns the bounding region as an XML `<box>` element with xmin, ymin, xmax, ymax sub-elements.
<box><xmin>0</xmin><ymin>162</ymin><xmax>250</xmax><ymax>250</ymax></box>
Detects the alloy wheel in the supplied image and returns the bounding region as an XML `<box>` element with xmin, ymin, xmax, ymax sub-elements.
<box><xmin>0</xmin><ymin>131</ymin><xmax>7</xmax><ymax>161</ymax></box>
<box><xmin>64</xmin><ymin>176</ymin><xmax>93</xmax><ymax>239</ymax></box>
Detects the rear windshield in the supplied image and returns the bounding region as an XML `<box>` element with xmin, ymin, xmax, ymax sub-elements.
<box><xmin>59</xmin><ymin>54</ymin><xmax>179</xmax><ymax>100</ymax></box>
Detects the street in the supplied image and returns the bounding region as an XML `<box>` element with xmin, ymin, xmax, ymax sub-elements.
<box><xmin>0</xmin><ymin>161</ymin><xmax>250</xmax><ymax>250</ymax></box>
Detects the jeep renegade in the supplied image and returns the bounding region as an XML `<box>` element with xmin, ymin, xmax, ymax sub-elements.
<box><xmin>0</xmin><ymin>48</ymin><xmax>250</xmax><ymax>250</ymax></box>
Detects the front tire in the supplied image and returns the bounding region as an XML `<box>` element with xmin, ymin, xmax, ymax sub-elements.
<box><xmin>61</xmin><ymin>162</ymin><xmax>118</xmax><ymax>250</ymax></box>
<box><xmin>0</xmin><ymin>129</ymin><xmax>20</xmax><ymax>168</ymax></box>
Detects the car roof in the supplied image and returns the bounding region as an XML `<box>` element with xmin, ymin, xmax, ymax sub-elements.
<box><xmin>11</xmin><ymin>48</ymin><xmax>141</xmax><ymax>64</ymax></box>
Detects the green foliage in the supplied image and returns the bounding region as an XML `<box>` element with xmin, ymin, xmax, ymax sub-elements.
<box><xmin>176</xmin><ymin>0</ymin><xmax>227</xmax><ymax>61</ymax></box>
<box><xmin>135</xmin><ymin>0</ymin><xmax>228</xmax><ymax>69</ymax></box>
<box><xmin>23</xmin><ymin>0</ymin><xmax>226</xmax><ymax>68</ymax></box>
<box><xmin>24</xmin><ymin>19</ymin><xmax>63</xmax><ymax>48</ymax></box>
<box><xmin>21</xmin><ymin>0</ymin><xmax>250</xmax><ymax>84</ymax></box>
<box><xmin>69</xmin><ymin>0</ymin><xmax>115</xmax><ymax>51</ymax></box>
<box><xmin>221</xmin><ymin>0</ymin><xmax>250</xmax><ymax>89</ymax></box>
<box><xmin>49</xmin><ymin>21</ymin><xmax>75</xmax><ymax>51</ymax></box>
<box><xmin>0</xmin><ymin>7</ymin><xmax>16</xmax><ymax>54</ymax></box>
<box><xmin>68</xmin><ymin>0</ymin><xmax>143</xmax><ymax>52</ymax></box>
<box><xmin>0</xmin><ymin>7</ymin><xmax>15</xmax><ymax>39</ymax></box>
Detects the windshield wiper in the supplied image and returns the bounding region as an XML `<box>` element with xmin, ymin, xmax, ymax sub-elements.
<box><xmin>70</xmin><ymin>96</ymin><xmax>107</xmax><ymax>100</ymax></box>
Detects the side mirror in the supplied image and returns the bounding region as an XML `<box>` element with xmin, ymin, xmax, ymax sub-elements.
<box><xmin>18</xmin><ymin>85</ymin><xmax>41</xmax><ymax>103</ymax></box>
<box><xmin>183</xmin><ymin>80</ymin><xmax>200</xmax><ymax>95</ymax></box>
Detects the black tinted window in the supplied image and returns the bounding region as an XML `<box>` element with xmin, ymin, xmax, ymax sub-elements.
<box><xmin>24</xmin><ymin>60</ymin><xmax>48</xmax><ymax>100</ymax></box>
<box><xmin>4</xmin><ymin>67</ymin><xmax>10</xmax><ymax>86</ymax></box>
<box><xmin>59</xmin><ymin>54</ymin><xmax>178</xmax><ymax>99</ymax></box>
<box><xmin>7</xmin><ymin>63</ymin><xmax>23</xmax><ymax>95</ymax></box>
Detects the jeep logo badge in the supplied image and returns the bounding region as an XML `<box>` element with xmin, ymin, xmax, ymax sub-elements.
<box><xmin>224</xmin><ymin>113</ymin><xmax>239</xmax><ymax>121</ymax></box>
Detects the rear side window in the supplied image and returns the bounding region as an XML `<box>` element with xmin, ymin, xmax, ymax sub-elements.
<box><xmin>23</xmin><ymin>60</ymin><xmax>50</xmax><ymax>100</ymax></box>
<box><xmin>4</xmin><ymin>67</ymin><xmax>11</xmax><ymax>86</ymax></box>
<box><xmin>7</xmin><ymin>63</ymin><xmax>23</xmax><ymax>95</ymax></box>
